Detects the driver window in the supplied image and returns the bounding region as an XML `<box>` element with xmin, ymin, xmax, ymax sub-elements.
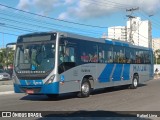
<box><xmin>59</xmin><ymin>46</ymin><xmax>75</xmax><ymax>63</ymax></box>
<box><xmin>58</xmin><ymin>45</ymin><xmax>76</xmax><ymax>74</ymax></box>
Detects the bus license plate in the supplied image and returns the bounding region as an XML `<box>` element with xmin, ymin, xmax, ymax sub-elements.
<box><xmin>26</xmin><ymin>89</ymin><xmax>34</xmax><ymax>94</ymax></box>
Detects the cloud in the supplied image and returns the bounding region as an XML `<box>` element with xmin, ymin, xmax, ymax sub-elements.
<box><xmin>33</xmin><ymin>0</ymin><xmax>58</xmax><ymax>14</ymax></box>
<box><xmin>16</xmin><ymin>0</ymin><xmax>160</xmax><ymax>20</ymax></box>
<box><xmin>17</xmin><ymin>0</ymin><xmax>59</xmax><ymax>15</ymax></box>
<box><xmin>0</xmin><ymin>5</ymin><xmax>7</xmax><ymax>10</ymax></box>
<box><xmin>61</xmin><ymin>0</ymin><xmax>160</xmax><ymax>20</ymax></box>
<box><xmin>17</xmin><ymin>0</ymin><xmax>32</xmax><ymax>11</ymax></box>
<box><xmin>58</xmin><ymin>12</ymin><xmax>68</xmax><ymax>20</ymax></box>
<box><xmin>64</xmin><ymin>0</ymin><xmax>76</xmax><ymax>5</ymax></box>
<box><xmin>139</xmin><ymin>0</ymin><xmax>160</xmax><ymax>15</ymax></box>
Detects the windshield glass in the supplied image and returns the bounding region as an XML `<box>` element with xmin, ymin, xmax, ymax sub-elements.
<box><xmin>15</xmin><ymin>42</ymin><xmax>55</xmax><ymax>73</ymax></box>
<box><xmin>0</xmin><ymin>69</ymin><xmax>4</xmax><ymax>73</ymax></box>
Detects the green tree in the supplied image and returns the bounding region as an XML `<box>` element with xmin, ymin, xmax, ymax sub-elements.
<box><xmin>0</xmin><ymin>48</ymin><xmax>15</xmax><ymax>68</ymax></box>
<box><xmin>154</xmin><ymin>49</ymin><xmax>160</xmax><ymax>64</ymax></box>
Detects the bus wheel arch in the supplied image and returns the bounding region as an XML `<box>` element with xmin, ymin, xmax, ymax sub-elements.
<box><xmin>130</xmin><ymin>73</ymin><xmax>139</xmax><ymax>89</ymax></box>
<box><xmin>82</xmin><ymin>75</ymin><xmax>94</xmax><ymax>89</ymax></box>
<box><xmin>77</xmin><ymin>75</ymin><xmax>93</xmax><ymax>98</ymax></box>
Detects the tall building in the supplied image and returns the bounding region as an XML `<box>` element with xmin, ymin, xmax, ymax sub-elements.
<box><xmin>152</xmin><ymin>38</ymin><xmax>160</xmax><ymax>52</ymax></box>
<box><xmin>108</xmin><ymin>26</ymin><xmax>127</xmax><ymax>41</ymax></box>
<box><xmin>108</xmin><ymin>17</ymin><xmax>152</xmax><ymax>48</ymax></box>
<box><xmin>127</xmin><ymin>17</ymin><xmax>152</xmax><ymax>48</ymax></box>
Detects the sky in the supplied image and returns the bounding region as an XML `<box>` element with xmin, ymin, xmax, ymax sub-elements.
<box><xmin>0</xmin><ymin>0</ymin><xmax>160</xmax><ymax>48</ymax></box>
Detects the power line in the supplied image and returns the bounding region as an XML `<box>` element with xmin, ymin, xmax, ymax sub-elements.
<box><xmin>0</xmin><ymin>3</ymin><xmax>107</xmax><ymax>29</ymax></box>
<box><xmin>80</xmin><ymin>0</ymin><xmax>134</xmax><ymax>9</ymax></box>
<box><xmin>80</xmin><ymin>0</ymin><xmax>126</xmax><ymax>9</ymax></box>
<box><xmin>0</xmin><ymin>31</ymin><xmax>18</xmax><ymax>36</ymax></box>
<box><xmin>0</xmin><ymin>8</ymin><xmax>106</xmax><ymax>37</ymax></box>
<box><xmin>0</xmin><ymin>14</ymin><xmax>103</xmax><ymax>36</ymax></box>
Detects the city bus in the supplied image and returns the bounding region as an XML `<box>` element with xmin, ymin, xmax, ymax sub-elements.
<box><xmin>10</xmin><ymin>31</ymin><xmax>154</xmax><ymax>98</ymax></box>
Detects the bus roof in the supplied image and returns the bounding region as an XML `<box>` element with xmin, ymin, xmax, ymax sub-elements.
<box><xmin>19</xmin><ymin>31</ymin><xmax>152</xmax><ymax>51</ymax></box>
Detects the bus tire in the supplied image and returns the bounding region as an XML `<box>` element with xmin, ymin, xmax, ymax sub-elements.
<box><xmin>47</xmin><ymin>94</ymin><xmax>59</xmax><ymax>99</ymax></box>
<box><xmin>78</xmin><ymin>79</ymin><xmax>91</xmax><ymax>98</ymax></box>
<box><xmin>130</xmin><ymin>75</ymin><xmax>139</xmax><ymax>89</ymax></box>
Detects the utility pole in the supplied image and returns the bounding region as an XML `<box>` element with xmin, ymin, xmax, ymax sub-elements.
<box><xmin>2</xmin><ymin>32</ymin><xmax>4</xmax><ymax>48</ymax></box>
<box><xmin>126</xmin><ymin>7</ymin><xmax>139</xmax><ymax>44</ymax></box>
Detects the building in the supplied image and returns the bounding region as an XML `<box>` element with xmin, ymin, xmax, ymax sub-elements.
<box><xmin>152</xmin><ymin>38</ymin><xmax>160</xmax><ymax>52</ymax></box>
<box><xmin>108</xmin><ymin>26</ymin><xmax>127</xmax><ymax>41</ymax></box>
<box><xmin>108</xmin><ymin>17</ymin><xmax>152</xmax><ymax>48</ymax></box>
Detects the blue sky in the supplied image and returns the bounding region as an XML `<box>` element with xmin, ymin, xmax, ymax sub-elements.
<box><xmin>0</xmin><ymin>0</ymin><xmax>160</xmax><ymax>48</ymax></box>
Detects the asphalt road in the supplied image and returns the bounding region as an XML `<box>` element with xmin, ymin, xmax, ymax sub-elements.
<box><xmin>0</xmin><ymin>79</ymin><xmax>13</xmax><ymax>85</ymax></box>
<box><xmin>0</xmin><ymin>79</ymin><xmax>160</xmax><ymax>119</ymax></box>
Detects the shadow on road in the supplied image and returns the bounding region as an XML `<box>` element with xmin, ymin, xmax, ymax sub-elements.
<box><xmin>20</xmin><ymin>92</ymin><xmax>78</xmax><ymax>101</ymax></box>
<box><xmin>91</xmin><ymin>84</ymin><xmax>147</xmax><ymax>96</ymax></box>
<box><xmin>37</xmin><ymin>110</ymin><xmax>152</xmax><ymax>120</ymax></box>
<box><xmin>20</xmin><ymin>84</ymin><xmax>147</xmax><ymax>101</ymax></box>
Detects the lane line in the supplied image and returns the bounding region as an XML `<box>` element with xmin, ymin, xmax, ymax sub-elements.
<box><xmin>0</xmin><ymin>91</ymin><xmax>14</xmax><ymax>95</ymax></box>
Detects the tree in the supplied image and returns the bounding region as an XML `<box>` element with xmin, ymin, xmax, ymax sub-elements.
<box><xmin>0</xmin><ymin>48</ymin><xmax>15</xmax><ymax>69</ymax></box>
<box><xmin>154</xmin><ymin>49</ymin><xmax>160</xmax><ymax>64</ymax></box>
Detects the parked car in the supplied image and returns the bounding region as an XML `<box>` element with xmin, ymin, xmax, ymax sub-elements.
<box><xmin>0</xmin><ymin>69</ymin><xmax>11</xmax><ymax>80</ymax></box>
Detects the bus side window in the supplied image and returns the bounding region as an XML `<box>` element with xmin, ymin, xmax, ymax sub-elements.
<box><xmin>63</xmin><ymin>47</ymin><xmax>75</xmax><ymax>62</ymax></box>
<box><xmin>69</xmin><ymin>47</ymin><xmax>75</xmax><ymax>62</ymax></box>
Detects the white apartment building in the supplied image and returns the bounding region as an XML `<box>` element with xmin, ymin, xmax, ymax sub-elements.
<box><xmin>152</xmin><ymin>38</ymin><xmax>160</xmax><ymax>52</ymax></box>
<box><xmin>108</xmin><ymin>17</ymin><xmax>152</xmax><ymax>48</ymax></box>
<box><xmin>108</xmin><ymin>26</ymin><xmax>127</xmax><ymax>41</ymax></box>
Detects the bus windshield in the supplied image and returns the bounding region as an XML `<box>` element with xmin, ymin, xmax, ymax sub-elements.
<box><xmin>14</xmin><ymin>42</ymin><xmax>55</xmax><ymax>73</ymax></box>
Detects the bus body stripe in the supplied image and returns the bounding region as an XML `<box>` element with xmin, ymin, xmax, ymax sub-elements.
<box><xmin>112</xmin><ymin>64</ymin><xmax>123</xmax><ymax>81</ymax></box>
<box><xmin>105</xmin><ymin>40</ymin><xmax>113</xmax><ymax>45</ymax></box>
<box><xmin>123</xmin><ymin>64</ymin><xmax>130</xmax><ymax>80</ymax></box>
<box><xmin>20</xmin><ymin>79</ymin><xmax>43</xmax><ymax>86</ymax></box>
<box><xmin>98</xmin><ymin>64</ymin><xmax>114</xmax><ymax>82</ymax></box>
<box><xmin>20</xmin><ymin>80</ymin><xmax>27</xmax><ymax>85</ymax></box>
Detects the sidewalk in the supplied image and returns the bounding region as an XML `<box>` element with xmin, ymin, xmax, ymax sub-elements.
<box><xmin>0</xmin><ymin>80</ymin><xmax>14</xmax><ymax>95</ymax></box>
<box><xmin>154</xmin><ymin>74</ymin><xmax>160</xmax><ymax>80</ymax></box>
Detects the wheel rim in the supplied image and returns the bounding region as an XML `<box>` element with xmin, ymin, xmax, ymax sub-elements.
<box><xmin>82</xmin><ymin>82</ymin><xmax>89</xmax><ymax>94</ymax></box>
<box><xmin>133</xmin><ymin>78</ymin><xmax>138</xmax><ymax>87</ymax></box>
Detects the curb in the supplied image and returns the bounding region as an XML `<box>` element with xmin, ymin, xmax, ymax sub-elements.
<box><xmin>0</xmin><ymin>91</ymin><xmax>14</xmax><ymax>95</ymax></box>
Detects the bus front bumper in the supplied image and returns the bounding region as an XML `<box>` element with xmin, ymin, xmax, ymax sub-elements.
<box><xmin>14</xmin><ymin>82</ymin><xmax>59</xmax><ymax>94</ymax></box>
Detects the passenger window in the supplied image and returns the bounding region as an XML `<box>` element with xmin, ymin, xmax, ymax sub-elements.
<box><xmin>113</xmin><ymin>46</ymin><xmax>124</xmax><ymax>63</ymax></box>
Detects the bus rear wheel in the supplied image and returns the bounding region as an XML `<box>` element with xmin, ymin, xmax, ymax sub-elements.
<box><xmin>78</xmin><ymin>79</ymin><xmax>91</xmax><ymax>98</ymax></box>
<box><xmin>130</xmin><ymin>75</ymin><xmax>139</xmax><ymax>89</ymax></box>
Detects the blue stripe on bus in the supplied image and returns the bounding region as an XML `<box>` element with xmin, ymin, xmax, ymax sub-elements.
<box><xmin>114</xmin><ymin>42</ymin><xmax>122</xmax><ymax>46</ymax></box>
<box><xmin>123</xmin><ymin>64</ymin><xmax>130</xmax><ymax>80</ymax></box>
<box><xmin>20</xmin><ymin>80</ymin><xmax>27</xmax><ymax>85</ymax></box>
<box><xmin>14</xmin><ymin>82</ymin><xmax>59</xmax><ymax>94</ymax></box>
<box><xmin>20</xmin><ymin>79</ymin><xmax>43</xmax><ymax>86</ymax></box>
<box><xmin>41</xmin><ymin>82</ymin><xmax>59</xmax><ymax>94</ymax></box>
<box><xmin>123</xmin><ymin>43</ymin><xmax>129</xmax><ymax>47</ymax></box>
<box><xmin>14</xmin><ymin>84</ymin><xmax>22</xmax><ymax>93</ymax></box>
<box><xmin>105</xmin><ymin>40</ymin><xmax>113</xmax><ymax>45</ymax></box>
<box><xmin>98</xmin><ymin>64</ymin><xmax>114</xmax><ymax>83</ymax></box>
<box><xmin>112</xmin><ymin>64</ymin><xmax>123</xmax><ymax>81</ymax></box>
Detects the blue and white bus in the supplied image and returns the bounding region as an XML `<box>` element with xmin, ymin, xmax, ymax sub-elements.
<box><xmin>11</xmin><ymin>31</ymin><xmax>154</xmax><ymax>98</ymax></box>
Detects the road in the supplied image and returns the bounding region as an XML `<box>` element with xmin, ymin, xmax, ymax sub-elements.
<box><xmin>0</xmin><ymin>79</ymin><xmax>160</xmax><ymax>119</ymax></box>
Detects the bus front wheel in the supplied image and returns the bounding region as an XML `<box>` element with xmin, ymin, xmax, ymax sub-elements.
<box><xmin>78</xmin><ymin>79</ymin><xmax>91</xmax><ymax>98</ymax></box>
<box><xmin>130</xmin><ymin>75</ymin><xmax>139</xmax><ymax>89</ymax></box>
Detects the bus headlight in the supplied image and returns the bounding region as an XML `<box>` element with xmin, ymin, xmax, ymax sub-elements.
<box><xmin>45</xmin><ymin>75</ymin><xmax>55</xmax><ymax>84</ymax></box>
